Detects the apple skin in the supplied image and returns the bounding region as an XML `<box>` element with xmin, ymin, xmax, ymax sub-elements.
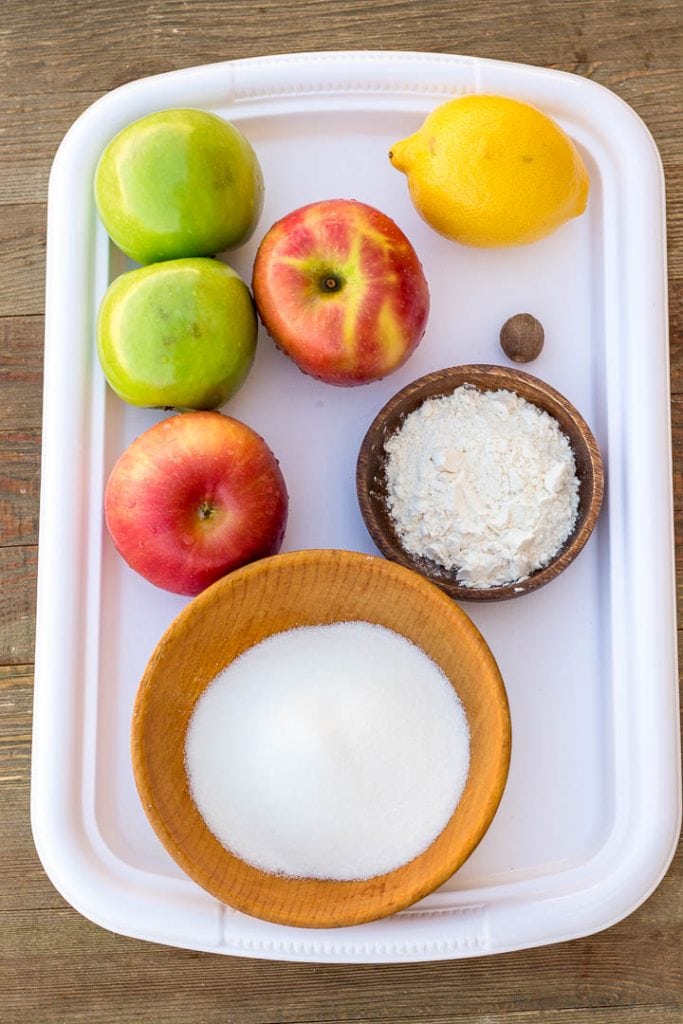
<box><xmin>104</xmin><ymin>412</ymin><xmax>288</xmax><ymax>596</ymax></box>
<box><xmin>251</xmin><ymin>199</ymin><xmax>430</xmax><ymax>386</ymax></box>
<box><xmin>94</xmin><ymin>108</ymin><xmax>264</xmax><ymax>265</ymax></box>
<box><xmin>97</xmin><ymin>258</ymin><xmax>257</xmax><ymax>410</ymax></box>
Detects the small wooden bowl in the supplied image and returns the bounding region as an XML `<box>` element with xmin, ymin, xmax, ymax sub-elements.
<box><xmin>357</xmin><ymin>365</ymin><xmax>604</xmax><ymax>602</ymax></box>
<box><xmin>132</xmin><ymin>549</ymin><xmax>511</xmax><ymax>928</ymax></box>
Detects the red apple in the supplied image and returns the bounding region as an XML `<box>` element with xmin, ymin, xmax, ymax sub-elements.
<box><xmin>105</xmin><ymin>412</ymin><xmax>288</xmax><ymax>596</ymax></box>
<box><xmin>251</xmin><ymin>199</ymin><xmax>430</xmax><ymax>386</ymax></box>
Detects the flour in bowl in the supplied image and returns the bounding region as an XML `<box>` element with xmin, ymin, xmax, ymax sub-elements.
<box><xmin>384</xmin><ymin>386</ymin><xmax>579</xmax><ymax>588</ymax></box>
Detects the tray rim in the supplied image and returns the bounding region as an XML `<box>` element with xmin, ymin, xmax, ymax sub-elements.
<box><xmin>32</xmin><ymin>48</ymin><xmax>681</xmax><ymax>964</ymax></box>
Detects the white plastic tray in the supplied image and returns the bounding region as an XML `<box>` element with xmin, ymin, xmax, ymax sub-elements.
<box><xmin>33</xmin><ymin>51</ymin><xmax>680</xmax><ymax>963</ymax></box>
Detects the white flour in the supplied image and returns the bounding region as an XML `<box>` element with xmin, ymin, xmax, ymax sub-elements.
<box><xmin>384</xmin><ymin>386</ymin><xmax>580</xmax><ymax>588</ymax></box>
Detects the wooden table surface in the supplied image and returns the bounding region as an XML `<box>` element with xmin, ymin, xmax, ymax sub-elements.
<box><xmin>2</xmin><ymin>1</ymin><xmax>681</xmax><ymax>1021</ymax></box>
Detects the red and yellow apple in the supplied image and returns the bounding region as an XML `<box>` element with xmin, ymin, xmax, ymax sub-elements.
<box><xmin>251</xmin><ymin>199</ymin><xmax>430</xmax><ymax>386</ymax></box>
<box><xmin>105</xmin><ymin>412</ymin><xmax>288</xmax><ymax>596</ymax></box>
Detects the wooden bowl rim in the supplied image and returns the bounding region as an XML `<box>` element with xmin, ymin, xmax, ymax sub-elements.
<box><xmin>356</xmin><ymin>364</ymin><xmax>605</xmax><ymax>602</ymax></box>
<box><xmin>131</xmin><ymin>548</ymin><xmax>512</xmax><ymax>928</ymax></box>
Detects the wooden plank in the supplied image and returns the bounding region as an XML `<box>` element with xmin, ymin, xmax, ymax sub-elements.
<box><xmin>670</xmin><ymin>282</ymin><xmax>683</xmax><ymax>396</ymax></box>
<box><xmin>0</xmin><ymin>432</ymin><xmax>40</xmax><ymax>547</ymax></box>
<box><xmin>424</xmin><ymin>1010</ymin><xmax>683</xmax><ymax>1023</ymax></box>
<box><xmin>0</xmin><ymin>668</ymin><xmax>61</xmax><ymax>916</ymax></box>
<box><xmin>2</xmin><ymin>971</ymin><xmax>683</xmax><ymax>1024</ymax></box>
<box><xmin>0</xmin><ymin>319</ymin><xmax>44</xmax><ymax>549</ymax></box>
<box><xmin>0</xmin><ymin>317</ymin><xmax>44</xmax><ymax>432</ymax></box>
<box><xmin>0</xmin><ymin>93</ymin><xmax>101</xmax><ymax>206</ymax></box>
<box><xmin>0</xmin><ymin>666</ymin><xmax>32</xmax><ymax>785</ymax></box>
<box><xmin>670</xmin><ymin>389</ymin><xmax>683</xmax><ymax>606</ymax></box>
<box><xmin>338</xmin><ymin>1011</ymin><xmax>683</xmax><ymax>1024</ymax></box>
<box><xmin>0</xmin><ymin>547</ymin><xmax>36</xmax><ymax>664</ymax></box>
<box><xmin>0</xmin><ymin>665</ymin><xmax>78</xmax><ymax>916</ymax></box>
<box><xmin>0</xmin><ymin>205</ymin><xmax>45</xmax><ymax>318</ymax></box>
<box><xmin>0</xmin><ymin>0</ymin><xmax>681</xmax><ymax>99</ymax></box>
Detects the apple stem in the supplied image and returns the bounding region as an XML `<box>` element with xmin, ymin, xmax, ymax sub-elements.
<box><xmin>320</xmin><ymin>274</ymin><xmax>342</xmax><ymax>293</ymax></box>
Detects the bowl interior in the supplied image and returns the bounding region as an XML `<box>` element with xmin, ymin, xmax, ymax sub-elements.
<box><xmin>132</xmin><ymin>549</ymin><xmax>511</xmax><ymax>928</ymax></box>
<box><xmin>357</xmin><ymin>365</ymin><xmax>604</xmax><ymax>601</ymax></box>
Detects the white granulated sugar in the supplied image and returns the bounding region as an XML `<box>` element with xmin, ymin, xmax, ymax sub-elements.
<box><xmin>384</xmin><ymin>386</ymin><xmax>580</xmax><ymax>589</ymax></box>
<box><xmin>185</xmin><ymin>621</ymin><xmax>470</xmax><ymax>881</ymax></box>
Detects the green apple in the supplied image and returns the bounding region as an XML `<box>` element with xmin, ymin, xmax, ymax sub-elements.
<box><xmin>97</xmin><ymin>258</ymin><xmax>257</xmax><ymax>409</ymax></box>
<box><xmin>94</xmin><ymin>108</ymin><xmax>264</xmax><ymax>264</ymax></box>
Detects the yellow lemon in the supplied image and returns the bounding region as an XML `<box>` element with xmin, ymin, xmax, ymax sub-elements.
<box><xmin>389</xmin><ymin>95</ymin><xmax>589</xmax><ymax>247</ymax></box>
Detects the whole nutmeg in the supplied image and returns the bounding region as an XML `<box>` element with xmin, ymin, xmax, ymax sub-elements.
<box><xmin>500</xmin><ymin>313</ymin><xmax>544</xmax><ymax>363</ymax></box>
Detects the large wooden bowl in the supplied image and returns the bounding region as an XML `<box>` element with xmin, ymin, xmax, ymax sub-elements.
<box><xmin>357</xmin><ymin>365</ymin><xmax>604</xmax><ymax>602</ymax></box>
<box><xmin>132</xmin><ymin>549</ymin><xmax>511</xmax><ymax>928</ymax></box>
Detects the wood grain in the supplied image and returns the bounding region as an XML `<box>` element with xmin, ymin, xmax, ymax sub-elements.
<box><xmin>0</xmin><ymin>547</ymin><xmax>37</xmax><ymax>664</ymax></box>
<box><xmin>0</xmin><ymin>0</ymin><xmax>681</xmax><ymax>1021</ymax></box>
<box><xmin>0</xmin><ymin>433</ymin><xmax>41</xmax><ymax>547</ymax></box>
<box><xmin>0</xmin><ymin>205</ymin><xmax>46</xmax><ymax>318</ymax></box>
<box><xmin>0</xmin><ymin>318</ymin><xmax>44</xmax><ymax>432</ymax></box>
<box><xmin>0</xmin><ymin>666</ymin><xmax>33</xmax><ymax>790</ymax></box>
